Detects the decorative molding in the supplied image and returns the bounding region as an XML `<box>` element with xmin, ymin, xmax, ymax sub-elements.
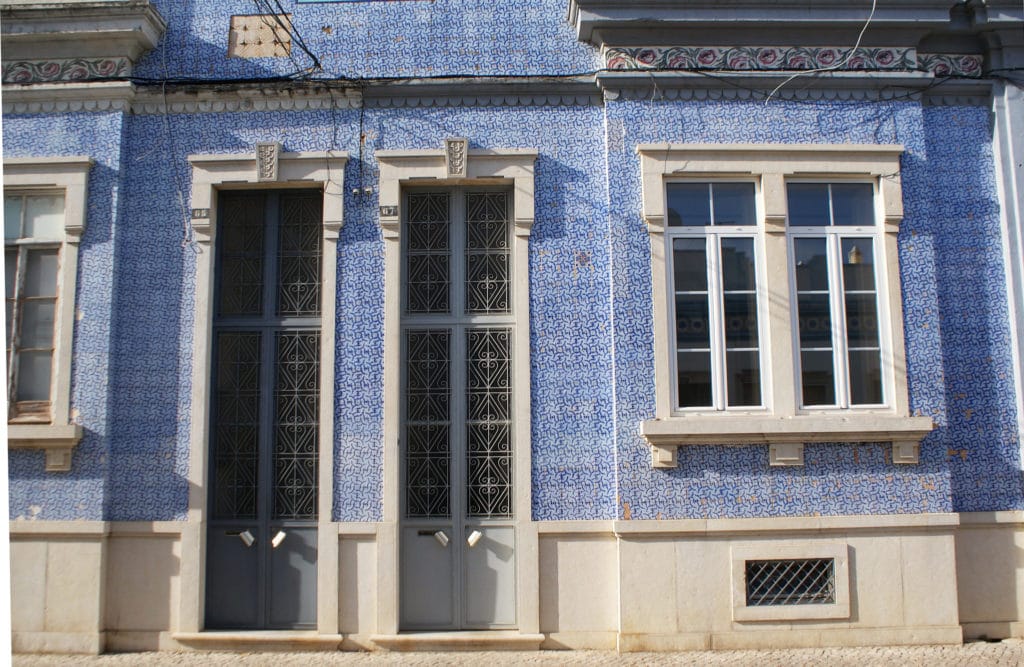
<box><xmin>605</xmin><ymin>46</ymin><xmax>916</xmax><ymax>72</ymax></box>
<box><xmin>0</xmin><ymin>0</ymin><xmax>167</xmax><ymax>61</ymax></box>
<box><xmin>256</xmin><ymin>142</ymin><xmax>281</xmax><ymax>182</ymax></box>
<box><xmin>7</xmin><ymin>424</ymin><xmax>84</xmax><ymax>472</ymax></box>
<box><xmin>444</xmin><ymin>137</ymin><xmax>468</xmax><ymax>178</ymax></box>
<box><xmin>2</xmin><ymin>57</ymin><xmax>131</xmax><ymax>84</ymax></box>
<box><xmin>918</xmin><ymin>53</ymin><xmax>984</xmax><ymax>78</ymax></box>
<box><xmin>2</xmin><ymin>81</ymin><xmax>135</xmax><ymax>114</ymax></box>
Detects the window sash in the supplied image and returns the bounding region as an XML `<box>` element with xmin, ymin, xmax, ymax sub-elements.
<box><xmin>790</xmin><ymin>232</ymin><xmax>885</xmax><ymax>409</ymax></box>
<box><xmin>5</xmin><ymin>242</ymin><xmax>61</xmax><ymax>420</ymax></box>
<box><xmin>667</xmin><ymin>230</ymin><xmax>765</xmax><ymax>411</ymax></box>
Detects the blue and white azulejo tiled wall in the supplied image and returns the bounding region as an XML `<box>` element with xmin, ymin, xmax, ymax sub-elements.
<box><xmin>5</xmin><ymin>0</ymin><xmax>1021</xmax><ymax>522</ymax></box>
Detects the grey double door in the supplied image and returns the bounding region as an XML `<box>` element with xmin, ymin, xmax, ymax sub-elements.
<box><xmin>205</xmin><ymin>190</ymin><xmax>322</xmax><ymax>630</ymax></box>
<box><xmin>399</xmin><ymin>189</ymin><xmax>517</xmax><ymax>630</ymax></box>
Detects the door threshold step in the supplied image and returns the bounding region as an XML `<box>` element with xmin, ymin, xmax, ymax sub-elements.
<box><xmin>172</xmin><ymin>631</ymin><xmax>343</xmax><ymax>651</ymax></box>
<box><xmin>371</xmin><ymin>631</ymin><xmax>545</xmax><ymax>652</ymax></box>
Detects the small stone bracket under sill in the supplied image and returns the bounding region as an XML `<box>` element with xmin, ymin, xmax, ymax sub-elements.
<box><xmin>7</xmin><ymin>423</ymin><xmax>83</xmax><ymax>472</ymax></box>
<box><xmin>641</xmin><ymin>414</ymin><xmax>935</xmax><ymax>469</ymax></box>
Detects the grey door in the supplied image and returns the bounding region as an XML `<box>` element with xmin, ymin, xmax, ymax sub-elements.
<box><xmin>399</xmin><ymin>190</ymin><xmax>517</xmax><ymax>630</ymax></box>
<box><xmin>205</xmin><ymin>191</ymin><xmax>322</xmax><ymax>630</ymax></box>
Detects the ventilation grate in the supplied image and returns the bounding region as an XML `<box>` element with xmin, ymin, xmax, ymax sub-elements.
<box><xmin>745</xmin><ymin>558</ymin><xmax>835</xmax><ymax>606</ymax></box>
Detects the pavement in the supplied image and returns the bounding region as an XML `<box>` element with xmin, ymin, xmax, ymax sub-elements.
<box><xmin>11</xmin><ymin>641</ymin><xmax>1024</xmax><ymax>667</ymax></box>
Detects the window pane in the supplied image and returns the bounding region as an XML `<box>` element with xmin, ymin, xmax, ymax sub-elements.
<box><xmin>673</xmin><ymin>238</ymin><xmax>707</xmax><ymax>291</ymax></box>
<box><xmin>723</xmin><ymin>294</ymin><xmax>758</xmax><ymax>348</ymax></box>
<box><xmin>726</xmin><ymin>350</ymin><xmax>761</xmax><ymax>407</ymax></box>
<box><xmin>849</xmin><ymin>349</ymin><xmax>883</xmax><ymax>405</ymax></box>
<box><xmin>19</xmin><ymin>300</ymin><xmax>55</xmax><ymax>348</ymax></box>
<box><xmin>667</xmin><ymin>183</ymin><xmax>711</xmax><ymax>227</ymax></box>
<box><xmin>23</xmin><ymin>249</ymin><xmax>59</xmax><ymax>297</ymax></box>
<box><xmin>845</xmin><ymin>293</ymin><xmax>879</xmax><ymax>348</ymax></box>
<box><xmin>831</xmin><ymin>183</ymin><xmax>874</xmax><ymax>227</ymax></box>
<box><xmin>720</xmin><ymin>237</ymin><xmax>756</xmax><ymax>291</ymax></box>
<box><xmin>675</xmin><ymin>295</ymin><xmax>710</xmax><ymax>348</ymax></box>
<box><xmin>5</xmin><ymin>196</ymin><xmax>23</xmax><ymax>240</ymax></box>
<box><xmin>6</xmin><ymin>248</ymin><xmax>17</xmax><ymax>299</ymax></box>
<box><xmin>24</xmin><ymin>194</ymin><xmax>65</xmax><ymax>239</ymax></box>
<box><xmin>678</xmin><ymin>350</ymin><xmax>712</xmax><ymax>407</ymax></box>
<box><xmin>793</xmin><ymin>238</ymin><xmax>829</xmax><ymax>291</ymax></box>
<box><xmin>16</xmin><ymin>349</ymin><xmax>52</xmax><ymax>401</ymax></box>
<box><xmin>712</xmin><ymin>183</ymin><xmax>756</xmax><ymax>226</ymax></box>
<box><xmin>787</xmin><ymin>183</ymin><xmax>830</xmax><ymax>226</ymax></box>
<box><xmin>801</xmin><ymin>350</ymin><xmax>835</xmax><ymax>406</ymax></box>
<box><xmin>842</xmin><ymin>238</ymin><xmax>875</xmax><ymax>291</ymax></box>
<box><xmin>797</xmin><ymin>294</ymin><xmax>832</xmax><ymax>346</ymax></box>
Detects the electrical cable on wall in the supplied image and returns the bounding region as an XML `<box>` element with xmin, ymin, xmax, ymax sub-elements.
<box><xmin>762</xmin><ymin>0</ymin><xmax>878</xmax><ymax>105</ymax></box>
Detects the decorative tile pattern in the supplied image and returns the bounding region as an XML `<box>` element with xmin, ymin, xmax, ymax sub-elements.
<box><xmin>2</xmin><ymin>58</ymin><xmax>131</xmax><ymax>84</ymax></box>
<box><xmin>605</xmin><ymin>47</ymin><xmax>915</xmax><ymax>72</ymax></box>
<box><xmin>919</xmin><ymin>53</ymin><xmax>984</xmax><ymax>78</ymax></box>
<box><xmin>4</xmin><ymin>112</ymin><xmax>126</xmax><ymax>521</ymax></box>
<box><xmin>134</xmin><ymin>0</ymin><xmax>600</xmax><ymax>81</ymax></box>
<box><xmin>4</xmin><ymin>0</ymin><xmax>1020</xmax><ymax>525</ymax></box>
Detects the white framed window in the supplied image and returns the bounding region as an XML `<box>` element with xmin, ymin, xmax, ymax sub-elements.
<box><xmin>4</xmin><ymin>157</ymin><xmax>92</xmax><ymax>472</ymax></box>
<box><xmin>787</xmin><ymin>182</ymin><xmax>887</xmax><ymax>409</ymax></box>
<box><xmin>664</xmin><ymin>181</ymin><xmax>766</xmax><ymax>411</ymax></box>
<box><xmin>637</xmin><ymin>144</ymin><xmax>933</xmax><ymax>468</ymax></box>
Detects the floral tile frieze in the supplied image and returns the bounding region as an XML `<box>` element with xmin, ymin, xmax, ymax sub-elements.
<box><xmin>918</xmin><ymin>53</ymin><xmax>983</xmax><ymax>78</ymax></box>
<box><xmin>605</xmin><ymin>46</ymin><xmax>917</xmax><ymax>72</ymax></box>
<box><xmin>604</xmin><ymin>46</ymin><xmax>984</xmax><ymax>78</ymax></box>
<box><xmin>3</xmin><ymin>58</ymin><xmax>132</xmax><ymax>84</ymax></box>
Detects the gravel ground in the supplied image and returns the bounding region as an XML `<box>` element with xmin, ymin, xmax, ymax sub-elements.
<box><xmin>12</xmin><ymin>641</ymin><xmax>1024</xmax><ymax>667</ymax></box>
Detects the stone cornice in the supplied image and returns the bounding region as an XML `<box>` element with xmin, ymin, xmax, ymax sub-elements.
<box><xmin>569</xmin><ymin>0</ymin><xmax>961</xmax><ymax>44</ymax></box>
<box><xmin>1</xmin><ymin>0</ymin><xmax>166</xmax><ymax>67</ymax></box>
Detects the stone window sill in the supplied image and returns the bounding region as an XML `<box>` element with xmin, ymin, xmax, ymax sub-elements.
<box><xmin>640</xmin><ymin>414</ymin><xmax>935</xmax><ymax>468</ymax></box>
<box><xmin>7</xmin><ymin>423</ymin><xmax>83</xmax><ymax>472</ymax></box>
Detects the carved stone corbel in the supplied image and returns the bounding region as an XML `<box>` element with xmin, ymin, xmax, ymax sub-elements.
<box><xmin>445</xmin><ymin>137</ymin><xmax>468</xmax><ymax>179</ymax></box>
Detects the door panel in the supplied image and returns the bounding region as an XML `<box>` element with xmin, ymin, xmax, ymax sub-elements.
<box><xmin>464</xmin><ymin>526</ymin><xmax>516</xmax><ymax>627</ymax></box>
<box><xmin>205</xmin><ymin>526</ymin><xmax>261</xmax><ymax>629</ymax></box>
<box><xmin>400</xmin><ymin>526</ymin><xmax>456</xmax><ymax>628</ymax></box>
<box><xmin>268</xmin><ymin>526</ymin><xmax>318</xmax><ymax>628</ymax></box>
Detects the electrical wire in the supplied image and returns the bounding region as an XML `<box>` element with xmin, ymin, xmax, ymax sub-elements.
<box><xmin>763</xmin><ymin>0</ymin><xmax>878</xmax><ymax>106</ymax></box>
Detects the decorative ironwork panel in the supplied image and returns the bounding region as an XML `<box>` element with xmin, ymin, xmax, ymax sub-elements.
<box><xmin>212</xmin><ymin>332</ymin><xmax>261</xmax><ymax>520</ymax></box>
<box><xmin>465</xmin><ymin>192</ymin><xmax>510</xmax><ymax>314</ymax></box>
<box><xmin>272</xmin><ymin>330</ymin><xmax>320</xmax><ymax>520</ymax></box>
<box><xmin>217</xmin><ymin>193</ymin><xmax>265</xmax><ymax>317</ymax></box>
<box><xmin>277</xmin><ymin>193</ymin><xmax>322</xmax><ymax>317</ymax></box>
<box><xmin>466</xmin><ymin>328</ymin><xmax>512</xmax><ymax>518</ymax></box>
<box><xmin>406</xmin><ymin>193</ymin><xmax>450</xmax><ymax>314</ymax></box>
<box><xmin>405</xmin><ymin>329</ymin><xmax>451</xmax><ymax>518</ymax></box>
<box><xmin>745</xmin><ymin>558</ymin><xmax>835</xmax><ymax>606</ymax></box>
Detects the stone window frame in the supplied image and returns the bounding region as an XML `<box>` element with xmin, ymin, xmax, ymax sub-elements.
<box><xmin>638</xmin><ymin>144</ymin><xmax>933</xmax><ymax>468</ymax></box>
<box><xmin>4</xmin><ymin>156</ymin><xmax>92</xmax><ymax>473</ymax></box>
<box><xmin>731</xmin><ymin>542</ymin><xmax>851</xmax><ymax>622</ymax></box>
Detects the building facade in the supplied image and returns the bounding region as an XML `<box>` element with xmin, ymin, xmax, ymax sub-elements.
<box><xmin>3</xmin><ymin>0</ymin><xmax>1024</xmax><ymax>654</ymax></box>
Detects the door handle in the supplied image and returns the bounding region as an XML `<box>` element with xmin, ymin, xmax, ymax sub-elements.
<box><xmin>467</xmin><ymin>530</ymin><xmax>483</xmax><ymax>547</ymax></box>
<box><xmin>271</xmin><ymin>530</ymin><xmax>287</xmax><ymax>548</ymax></box>
<box><xmin>416</xmin><ymin>529</ymin><xmax>450</xmax><ymax>547</ymax></box>
<box><xmin>229</xmin><ymin>530</ymin><xmax>256</xmax><ymax>547</ymax></box>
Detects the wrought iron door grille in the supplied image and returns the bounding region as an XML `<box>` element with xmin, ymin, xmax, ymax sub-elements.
<box><xmin>405</xmin><ymin>328</ymin><xmax>452</xmax><ymax>518</ymax></box>
<box><xmin>466</xmin><ymin>327</ymin><xmax>512</xmax><ymax>518</ymax></box>
<box><xmin>465</xmin><ymin>192</ymin><xmax>510</xmax><ymax>314</ymax></box>
<box><xmin>745</xmin><ymin>558</ymin><xmax>835</xmax><ymax>606</ymax></box>
<box><xmin>277</xmin><ymin>193</ymin><xmax>323</xmax><ymax>317</ymax></box>
<box><xmin>217</xmin><ymin>193</ymin><xmax>265</xmax><ymax>317</ymax></box>
<box><xmin>212</xmin><ymin>331</ymin><xmax>261</xmax><ymax>520</ymax></box>
<box><xmin>406</xmin><ymin>193</ymin><xmax>451</xmax><ymax>314</ymax></box>
<box><xmin>272</xmin><ymin>330</ymin><xmax>320</xmax><ymax>520</ymax></box>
